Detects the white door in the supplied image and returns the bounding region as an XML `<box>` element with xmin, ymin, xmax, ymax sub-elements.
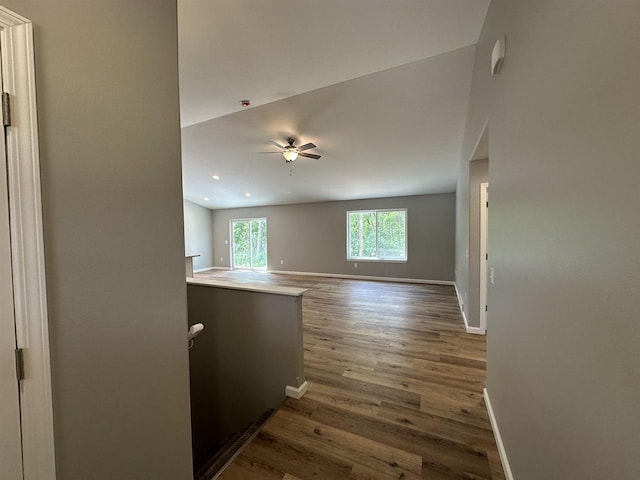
<box><xmin>0</xmin><ymin>53</ymin><xmax>24</xmax><ymax>477</ymax></box>
<box><xmin>479</xmin><ymin>183</ymin><xmax>489</xmax><ymax>333</ymax></box>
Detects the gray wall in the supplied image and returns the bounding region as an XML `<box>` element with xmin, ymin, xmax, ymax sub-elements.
<box><xmin>184</xmin><ymin>200</ymin><xmax>213</xmax><ymax>270</ymax></box>
<box><xmin>4</xmin><ymin>1</ymin><xmax>193</xmax><ymax>478</ymax></box>
<box><xmin>187</xmin><ymin>283</ymin><xmax>304</xmax><ymax>470</ymax></box>
<box><xmin>466</xmin><ymin>159</ymin><xmax>489</xmax><ymax>328</ymax></box>
<box><xmin>212</xmin><ymin>194</ymin><xmax>455</xmax><ymax>281</ymax></box>
<box><xmin>457</xmin><ymin>1</ymin><xmax>640</xmax><ymax>478</ymax></box>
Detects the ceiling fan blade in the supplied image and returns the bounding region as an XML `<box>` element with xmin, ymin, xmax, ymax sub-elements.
<box><xmin>297</xmin><ymin>143</ymin><xmax>317</xmax><ymax>152</ymax></box>
<box><xmin>298</xmin><ymin>152</ymin><xmax>321</xmax><ymax>159</ymax></box>
<box><xmin>267</xmin><ymin>141</ymin><xmax>285</xmax><ymax>149</ymax></box>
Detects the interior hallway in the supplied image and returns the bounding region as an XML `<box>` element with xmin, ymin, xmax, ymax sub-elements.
<box><xmin>194</xmin><ymin>270</ymin><xmax>505</xmax><ymax>479</ymax></box>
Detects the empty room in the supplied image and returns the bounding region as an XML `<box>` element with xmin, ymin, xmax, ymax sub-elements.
<box><xmin>1</xmin><ymin>2</ymin><xmax>638</xmax><ymax>480</ymax></box>
<box><xmin>181</xmin><ymin>2</ymin><xmax>500</xmax><ymax>478</ymax></box>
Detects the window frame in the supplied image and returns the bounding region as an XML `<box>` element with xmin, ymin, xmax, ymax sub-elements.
<box><xmin>346</xmin><ymin>208</ymin><xmax>408</xmax><ymax>262</ymax></box>
<box><xmin>229</xmin><ymin>217</ymin><xmax>268</xmax><ymax>270</ymax></box>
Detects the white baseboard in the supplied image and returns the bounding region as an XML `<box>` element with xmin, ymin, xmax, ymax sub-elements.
<box><xmin>285</xmin><ymin>381</ymin><xmax>308</xmax><ymax>400</ymax></box>
<box><xmin>271</xmin><ymin>269</ymin><xmax>454</xmax><ymax>286</ymax></box>
<box><xmin>465</xmin><ymin>323</ymin><xmax>485</xmax><ymax>335</ymax></box>
<box><xmin>484</xmin><ymin>388</ymin><xmax>514</xmax><ymax>480</ymax></box>
<box><xmin>194</xmin><ymin>266</ymin><xmax>230</xmax><ymax>273</ymax></box>
<box><xmin>454</xmin><ymin>283</ymin><xmax>485</xmax><ymax>335</ymax></box>
<box><xmin>454</xmin><ymin>282</ymin><xmax>465</xmax><ymax>313</ymax></box>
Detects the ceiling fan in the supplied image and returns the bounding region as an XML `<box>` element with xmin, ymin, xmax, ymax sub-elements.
<box><xmin>263</xmin><ymin>137</ymin><xmax>321</xmax><ymax>162</ymax></box>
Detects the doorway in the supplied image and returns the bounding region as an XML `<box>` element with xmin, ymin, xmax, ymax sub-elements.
<box><xmin>0</xmin><ymin>7</ymin><xmax>55</xmax><ymax>479</ymax></box>
<box><xmin>479</xmin><ymin>183</ymin><xmax>489</xmax><ymax>332</ymax></box>
<box><xmin>467</xmin><ymin>125</ymin><xmax>489</xmax><ymax>335</ymax></box>
<box><xmin>231</xmin><ymin>218</ymin><xmax>267</xmax><ymax>270</ymax></box>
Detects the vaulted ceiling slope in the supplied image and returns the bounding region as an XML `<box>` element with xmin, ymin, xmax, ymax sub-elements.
<box><xmin>178</xmin><ymin>0</ymin><xmax>490</xmax><ymax>126</ymax></box>
<box><xmin>178</xmin><ymin>1</ymin><xmax>489</xmax><ymax>209</ymax></box>
<box><xmin>182</xmin><ymin>46</ymin><xmax>476</xmax><ymax>209</ymax></box>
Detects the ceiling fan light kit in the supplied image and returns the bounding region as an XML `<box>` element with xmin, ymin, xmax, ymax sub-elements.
<box><xmin>265</xmin><ymin>137</ymin><xmax>322</xmax><ymax>163</ymax></box>
<box><xmin>283</xmin><ymin>149</ymin><xmax>298</xmax><ymax>162</ymax></box>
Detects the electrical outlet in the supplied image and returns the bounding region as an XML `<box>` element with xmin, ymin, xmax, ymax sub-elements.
<box><xmin>220</xmin><ymin>257</ymin><xmax>224</xmax><ymax>263</ymax></box>
<box><xmin>224</xmin><ymin>239</ymin><xmax>228</xmax><ymax>245</ymax></box>
<box><xmin>280</xmin><ymin>259</ymin><xmax>284</xmax><ymax>265</ymax></box>
<box><xmin>354</xmin><ymin>263</ymin><xmax>358</xmax><ymax>268</ymax></box>
<box><xmin>490</xmin><ymin>267</ymin><xmax>495</xmax><ymax>285</ymax></box>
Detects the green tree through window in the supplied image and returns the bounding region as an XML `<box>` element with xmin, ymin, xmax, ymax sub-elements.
<box><xmin>232</xmin><ymin>218</ymin><xmax>267</xmax><ymax>269</ymax></box>
<box><xmin>347</xmin><ymin>209</ymin><xmax>406</xmax><ymax>261</ymax></box>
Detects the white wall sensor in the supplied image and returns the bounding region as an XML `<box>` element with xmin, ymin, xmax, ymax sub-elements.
<box><xmin>491</xmin><ymin>36</ymin><xmax>506</xmax><ymax>75</ymax></box>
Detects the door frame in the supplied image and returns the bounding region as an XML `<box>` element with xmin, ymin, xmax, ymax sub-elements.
<box><xmin>0</xmin><ymin>27</ymin><xmax>22</xmax><ymax>479</ymax></box>
<box><xmin>0</xmin><ymin>7</ymin><xmax>56</xmax><ymax>479</ymax></box>
<box><xmin>479</xmin><ymin>182</ymin><xmax>489</xmax><ymax>333</ymax></box>
<box><xmin>229</xmin><ymin>217</ymin><xmax>267</xmax><ymax>270</ymax></box>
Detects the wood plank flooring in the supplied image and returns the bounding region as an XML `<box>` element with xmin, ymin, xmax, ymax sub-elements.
<box><xmin>194</xmin><ymin>270</ymin><xmax>505</xmax><ymax>480</ymax></box>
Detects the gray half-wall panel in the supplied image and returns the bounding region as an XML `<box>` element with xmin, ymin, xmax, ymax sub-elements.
<box><xmin>212</xmin><ymin>193</ymin><xmax>455</xmax><ymax>281</ymax></box>
<box><xmin>187</xmin><ymin>282</ymin><xmax>304</xmax><ymax>470</ymax></box>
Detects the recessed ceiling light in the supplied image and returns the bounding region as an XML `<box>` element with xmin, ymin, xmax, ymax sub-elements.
<box><xmin>203</xmin><ymin>197</ymin><xmax>209</xmax><ymax>201</ymax></box>
<box><xmin>212</xmin><ymin>175</ymin><xmax>220</xmax><ymax>180</ymax></box>
<box><xmin>245</xmin><ymin>193</ymin><xmax>251</xmax><ymax>197</ymax></box>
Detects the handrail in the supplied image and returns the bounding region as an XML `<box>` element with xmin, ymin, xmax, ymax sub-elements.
<box><xmin>187</xmin><ymin>323</ymin><xmax>204</xmax><ymax>349</ymax></box>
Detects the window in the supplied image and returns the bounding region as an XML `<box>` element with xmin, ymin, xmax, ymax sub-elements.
<box><xmin>347</xmin><ymin>209</ymin><xmax>407</xmax><ymax>261</ymax></box>
<box><xmin>231</xmin><ymin>218</ymin><xmax>267</xmax><ymax>270</ymax></box>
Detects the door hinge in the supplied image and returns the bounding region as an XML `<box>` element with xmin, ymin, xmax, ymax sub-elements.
<box><xmin>486</xmin><ymin>201</ymin><xmax>489</xmax><ymax>208</ymax></box>
<box><xmin>485</xmin><ymin>305</ymin><xmax>488</xmax><ymax>312</ymax></box>
<box><xmin>486</xmin><ymin>253</ymin><xmax>488</xmax><ymax>260</ymax></box>
<box><xmin>2</xmin><ymin>92</ymin><xmax>11</xmax><ymax>127</ymax></box>
<box><xmin>15</xmin><ymin>348</ymin><xmax>25</xmax><ymax>381</ymax></box>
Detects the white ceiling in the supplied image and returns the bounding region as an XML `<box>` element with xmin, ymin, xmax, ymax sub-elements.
<box><xmin>178</xmin><ymin>0</ymin><xmax>490</xmax><ymax>209</ymax></box>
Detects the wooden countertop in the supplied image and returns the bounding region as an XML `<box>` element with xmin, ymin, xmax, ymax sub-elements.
<box><xmin>187</xmin><ymin>277</ymin><xmax>306</xmax><ymax>297</ymax></box>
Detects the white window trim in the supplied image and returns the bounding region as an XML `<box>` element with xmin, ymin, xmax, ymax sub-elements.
<box><xmin>0</xmin><ymin>6</ymin><xmax>56</xmax><ymax>479</ymax></box>
<box><xmin>346</xmin><ymin>208</ymin><xmax>408</xmax><ymax>262</ymax></box>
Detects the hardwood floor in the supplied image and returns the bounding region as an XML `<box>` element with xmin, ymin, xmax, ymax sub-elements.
<box><xmin>195</xmin><ymin>270</ymin><xmax>505</xmax><ymax>480</ymax></box>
